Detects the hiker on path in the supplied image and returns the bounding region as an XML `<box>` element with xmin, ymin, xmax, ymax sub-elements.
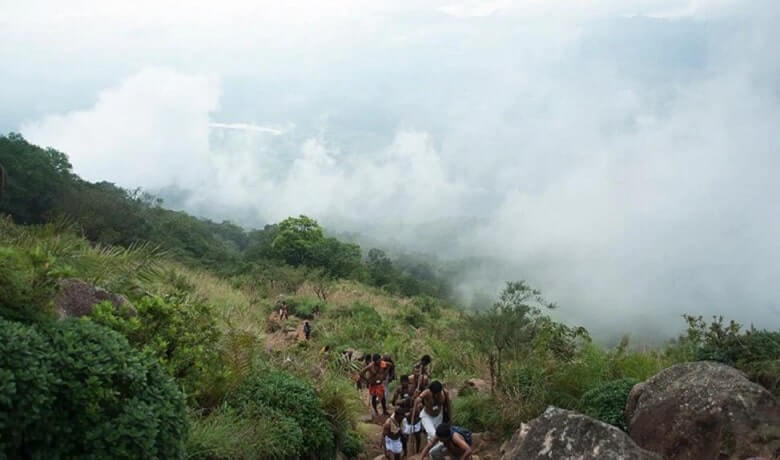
<box><xmin>412</xmin><ymin>380</ymin><xmax>451</xmax><ymax>439</ymax></box>
<box><xmin>419</xmin><ymin>423</ymin><xmax>473</xmax><ymax>460</ymax></box>
<box><xmin>303</xmin><ymin>321</ymin><xmax>312</xmax><ymax>340</ymax></box>
<box><xmin>360</xmin><ymin>353</ymin><xmax>390</xmax><ymax>415</ymax></box>
<box><xmin>413</xmin><ymin>355</ymin><xmax>432</xmax><ymax>392</ymax></box>
<box><xmin>392</xmin><ymin>375</ymin><xmax>423</xmax><ymax>455</ymax></box>
<box><xmin>382</xmin><ymin>353</ymin><xmax>395</xmax><ymax>401</ymax></box>
<box><xmin>381</xmin><ymin>408</ymin><xmax>406</xmax><ymax>460</ymax></box>
<box><xmin>278</xmin><ymin>301</ymin><xmax>289</xmax><ymax>320</ymax></box>
<box><xmin>410</xmin><ymin>372</ymin><xmax>429</xmax><ymax>398</ymax></box>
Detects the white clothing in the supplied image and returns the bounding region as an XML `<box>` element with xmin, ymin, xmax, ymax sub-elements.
<box><xmin>420</xmin><ymin>408</ymin><xmax>443</xmax><ymax>438</ymax></box>
<box><xmin>402</xmin><ymin>418</ymin><xmax>422</xmax><ymax>435</ymax></box>
<box><xmin>384</xmin><ymin>436</ymin><xmax>403</xmax><ymax>454</ymax></box>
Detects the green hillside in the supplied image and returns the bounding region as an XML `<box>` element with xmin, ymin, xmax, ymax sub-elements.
<box><xmin>1</xmin><ymin>134</ymin><xmax>778</xmax><ymax>459</ymax></box>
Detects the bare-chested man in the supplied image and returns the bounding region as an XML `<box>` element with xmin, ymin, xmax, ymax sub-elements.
<box><xmin>361</xmin><ymin>353</ymin><xmax>389</xmax><ymax>415</ymax></box>
<box><xmin>412</xmin><ymin>380</ymin><xmax>452</xmax><ymax>439</ymax></box>
<box><xmin>412</xmin><ymin>355</ymin><xmax>432</xmax><ymax>392</ymax></box>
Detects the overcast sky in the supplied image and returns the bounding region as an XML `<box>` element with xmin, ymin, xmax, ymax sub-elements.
<box><xmin>2</xmin><ymin>0</ymin><xmax>779</xmax><ymax>338</ymax></box>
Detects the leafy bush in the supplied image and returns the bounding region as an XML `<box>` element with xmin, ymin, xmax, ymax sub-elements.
<box><xmin>341</xmin><ymin>430</ymin><xmax>365</xmax><ymax>459</ymax></box>
<box><xmin>90</xmin><ymin>294</ymin><xmax>222</xmax><ymax>402</ymax></box>
<box><xmin>579</xmin><ymin>378</ymin><xmax>639</xmax><ymax>431</ymax></box>
<box><xmin>398</xmin><ymin>302</ymin><xmax>427</xmax><ymax>328</ymax></box>
<box><xmin>453</xmin><ymin>392</ymin><xmax>503</xmax><ymax>432</ymax></box>
<box><xmin>0</xmin><ymin>246</ymin><xmax>64</xmax><ymax>322</ymax></box>
<box><xmin>289</xmin><ymin>297</ymin><xmax>326</xmax><ymax>319</ymax></box>
<box><xmin>231</xmin><ymin>371</ymin><xmax>335</xmax><ymax>458</ymax></box>
<box><xmin>317</xmin><ymin>372</ymin><xmax>364</xmax><ymax>452</ymax></box>
<box><xmin>0</xmin><ymin>318</ymin><xmax>188</xmax><ymax>458</ymax></box>
<box><xmin>678</xmin><ymin>315</ymin><xmax>780</xmax><ymax>394</ymax></box>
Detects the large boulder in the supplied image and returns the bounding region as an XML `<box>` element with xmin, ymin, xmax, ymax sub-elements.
<box><xmin>626</xmin><ymin>361</ymin><xmax>780</xmax><ymax>459</ymax></box>
<box><xmin>55</xmin><ymin>278</ymin><xmax>133</xmax><ymax>318</ymax></box>
<box><xmin>500</xmin><ymin>407</ymin><xmax>660</xmax><ymax>460</ymax></box>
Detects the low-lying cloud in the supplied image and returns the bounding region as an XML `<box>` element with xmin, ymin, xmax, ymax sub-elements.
<box><xmin>11</xmin><ymin>0</ymin><xmax>780</xmax><ymax>339</ymax></box>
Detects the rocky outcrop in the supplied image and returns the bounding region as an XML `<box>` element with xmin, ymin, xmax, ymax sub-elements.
<box><xmin>500</xmin><ymin>407</ymin><xmax>660</xmax><ymax>460</ymax></box>
<box><xmin>55</xmin><ymin>278</ymin><xmax>133</xmax><ymax>319</ymax></box>
<box><xmin>626</xmin><ymin>361</ymin><xmax>780</xmax><ymax>459</ymax></box>
<box><xmin>465</xmin><ymin>378</ymin><xmax>491</xmax><ymax>394</ymax></box>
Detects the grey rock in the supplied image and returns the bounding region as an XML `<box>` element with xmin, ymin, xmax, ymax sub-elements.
<box><xmin>626</xmin><ymin>361</ymin><xmax>780</xmax><ymax>459</ymax></box>
<box><xmin>55</xmin><ymin>278</ymin><xmax>134</xmax><ymax>319</ymax></box>
<box><xmin>501</xmin><ymin>407</ymin><xmax>660</xmax><ymax>460</ymax></box>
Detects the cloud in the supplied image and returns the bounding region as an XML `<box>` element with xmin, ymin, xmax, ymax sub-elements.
<box><xmin>209</xmin><ymin>122</ymin><xmax>287</xmax><ymax>135</ymax></box>
<box><xmin>21</xmin><ymin>68</ymin><xmax>220</xmax><ymax>190</ymax></box>
<box><xmin>11</xmin><ymin>0</ymin><xmax>780</xmax><ymax>338</ymax></box>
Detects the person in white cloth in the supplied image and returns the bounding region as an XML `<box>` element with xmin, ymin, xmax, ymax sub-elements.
<box><xmin>412</xmin><ymin>380</ymin><xmax>452</xmax><ymax>439</ymax></box>
<box><xmin>382</xmin><ymin>408</ymin><xmax>406</xmax><ymax>459</ymax></box>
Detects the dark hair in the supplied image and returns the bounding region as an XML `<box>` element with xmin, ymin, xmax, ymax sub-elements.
<box><xmin>421</xmin><ymin>355</ymin><xmax>431</xmax><ymax>364</ymax></box>
<box><xmin>436</xmin><ymin>424</ymin><xmax>452</xmax><ymax>438</ymax></box>
<box><xmin>400</xmin><ymin>375</ymin><xmax>409</xmax><ymax>383</ymax></box>
<box><xmin>429</xmin><ymin>380</ymin><xmax>443</xmax><ymax>393</ymax></box>
<box><xmin>372</xmin><ymin>353</ymin><xmax>381</xmax><ymax>362</ymax></box>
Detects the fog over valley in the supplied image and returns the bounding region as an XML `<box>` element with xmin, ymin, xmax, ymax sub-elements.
<box><xmin>3</xmin><ymin>0</ymin><xmax>780</xmax><ymax>339</ymax></box>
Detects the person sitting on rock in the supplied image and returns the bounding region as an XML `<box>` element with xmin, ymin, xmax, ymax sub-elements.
<box><xmin>382</xmin><ymin>408</ymin><xmax>406</xmax><ymax>460</ymax></box>
<box><xmin>360</xmin><ymin>353</ymin><xmax>389</xmax><ymax>415</ymax></box>
<box><xmin>412</xmin><ymin>380</ymin><xmax>452</xmax><ymax>439</ymax></box>
<box><xmin>419</xmin><ymin>423</ymin><xmax>473</xmax><ymax>460</ymax></box>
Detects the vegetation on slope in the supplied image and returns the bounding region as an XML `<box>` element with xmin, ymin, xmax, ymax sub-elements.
<box><xmin>1</xmin><ymin>134</ymin><xmax>779</xmax><ymax>458</ymax></box>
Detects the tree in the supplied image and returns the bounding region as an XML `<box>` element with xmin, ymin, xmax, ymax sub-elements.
<box><xmin>366</xmin><ymin>248</ymin><xmax>394</xmax><ymax>287</ymax></box>
<box><xmin>271</xmin><ymin>215</ymin><xmax>324</xmax><ymax>266</ymax></box>
<box><xmin>465</xmin><ymin>281</ymin><xmax>556</xmax><ymax>392</ymax></box>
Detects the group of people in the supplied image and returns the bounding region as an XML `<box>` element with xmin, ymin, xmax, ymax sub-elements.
<box><xmin>359</xmin><ymin>354</ymin><xmax>473</xmax><ymax>460</ymax></box>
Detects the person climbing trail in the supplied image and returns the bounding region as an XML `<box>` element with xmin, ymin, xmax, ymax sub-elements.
<box><xmin>419</xmin><ymin>423</ymin><xmax>473</xmax><ymax>460</ymax></box>
<box><xmin>303</xmin><ymin>320</ymin><xmax>312</xmax><ymax>340</ymax></box>
<box><xmin>360</xmin><ymin>353</ymin><xmax>390</xmax><ymax>415</ymax></box>
<box><xmin>381</xmin><ymin>408</ymin><xmax>406</xmax><ymax>459</ymax></box>
<box><xmin>413</xmin><ymin>355</ymin><xmax>432</xmax><ymax>392</ymax></box>
<box><xmin>391</xmin><ymin>374</ymin><xmax>422</xmax><ymax>454</ymax></box>
<box><xmin>382</xmin><ymin>353</ymin><xmax>395</xmax><ymax>401</ymax></box>
<box><xmin>412</xmin><ymin>380</ymin><xmax>452</xmax><ymax>439</ymax></box>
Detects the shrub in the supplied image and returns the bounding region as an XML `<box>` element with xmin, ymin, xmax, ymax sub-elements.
<box><xmin>90</xmin><ymin>294</ymin><xmax>222</xmax><ymax>401</ymax></box>
<box><xmin>341</xmin><ymin>430</ymin><xmax>364</xmax><ymax>459</ymax></box>
<box><xmin>413</xmin><ymin>295</ymin><xmax>442</xmax><ymax>318</ymax></box>
<box><xmin>0</xmin><ymin>318</ymin><xmax>188</xmax><ymax>458</ymax></box>
<box><xmin>231</xmin><ymin>371</ymin><xmax>335</xmax><ymax>458</ymax></box>
<box><xmin>289</xmin><ymin>297</ymin><xmax>326</xmax><ymax>319</ymax></box>
<box><xmin>187</xmin><ymin>407</ymin><xmax>304</xmax><ymax>460</ymax></box>
<box><xmin>579</xmin><ymin>378</ymin><xmax>639</xmax><ymax>431</ymax></box>
<box><xmin>398</xmin><ymin>303</ymin><xmax>427</xmax><ymax>328</ymax></box>
<box><xmin>317</xmin><ymin>372</ymin><xmax>364</xmax><ymax>451</ymax></box>
<box><xmin>453</xmin><ymin>392</ymin><xmax>503</xmax><ymax>432</ymax></box>
<box><xmin>0</xmin><ymin>246</ymin><xmax>63</xmax><ymax>322</ymax></box>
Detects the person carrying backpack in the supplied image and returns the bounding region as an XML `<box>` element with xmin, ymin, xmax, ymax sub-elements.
<box><xmin>419</xmin><ymin>423</ymin><xmax>473</xmax><ymax>459</ymax></box>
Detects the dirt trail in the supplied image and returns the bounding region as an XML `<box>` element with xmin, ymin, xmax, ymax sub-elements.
<box><xmin>263</xmin><ymin>312</ymin><xmax>503</xmax><ymax>459</ymax></box>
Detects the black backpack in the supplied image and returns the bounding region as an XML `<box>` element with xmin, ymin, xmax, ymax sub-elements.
<box><xmin>451</xmin><ymin>426</ymin><xmax>472</xmax><ymax>446</ymax></box>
